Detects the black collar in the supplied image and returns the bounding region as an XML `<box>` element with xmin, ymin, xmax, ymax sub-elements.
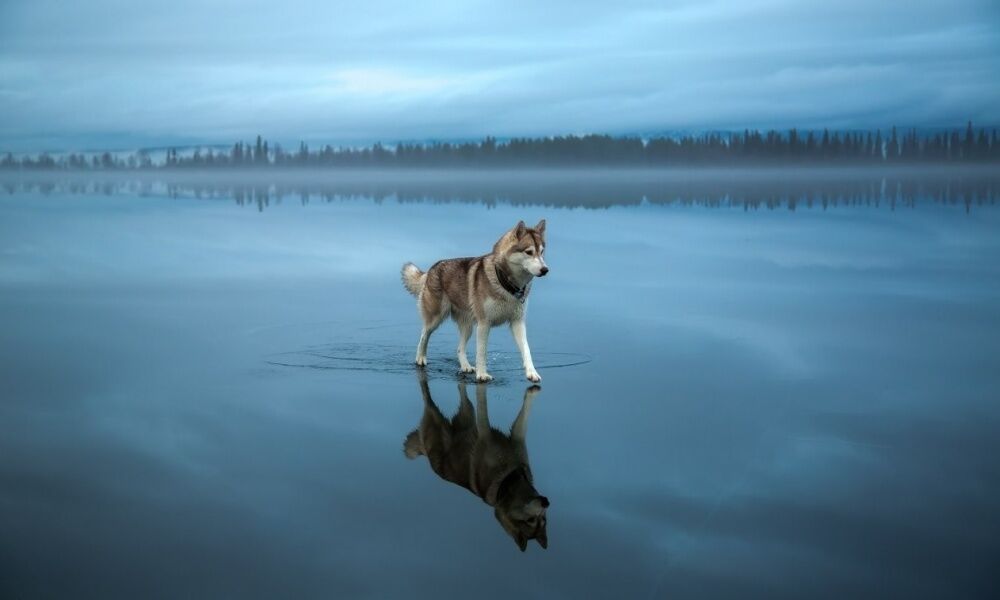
<box><xmin>495</xmin><ymin>264</ymin><xmax>529</xmax><ymax>302</ymax></box>
<box><xmin>493</xmin><ymin>465</ymin><xmax>530</xmax><ymax>504</ymax></box>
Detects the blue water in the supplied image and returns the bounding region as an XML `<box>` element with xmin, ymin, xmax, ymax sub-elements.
<box><xmin>1</xmin><ymin>171</ymin><xmax>998</xmax><ymax>598</ymax></box>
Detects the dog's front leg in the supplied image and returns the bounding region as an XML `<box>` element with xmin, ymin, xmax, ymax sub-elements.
<box><xmin>474</xmin><ymin>383</ymin><xmax>490</xmax><ymax>434</ymax></box>
<box><xmin>456</xmin><ymin>319</ymin><xmax>475</xmax><ymax>374</ymax></box>
<box><xmin>475</xmin><ymin>320</ymin><xmax>493</xmax><ymax>382</ymax></box>
<box><xmin>512</xmin><ymin>385</ymin><xmax>539</xmax><ymax>449</ymax></box>
<box><xmin>511</xmin><ymin>318</ymin><xmax>541</xmax><ymax>382</ymax></box>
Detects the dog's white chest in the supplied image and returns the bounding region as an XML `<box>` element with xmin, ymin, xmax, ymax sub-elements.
<box><xmin>484</xmin><ymin>295</ymin><xmax>524</xmax><ymax>326</ymax></box>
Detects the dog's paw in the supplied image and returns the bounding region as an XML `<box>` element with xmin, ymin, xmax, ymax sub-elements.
<box><xmin>526</xmin><ymin>370</ymin><xmax>541</xmax><ymax>383</ymax></box>
<box><xmin>459</xmin><ymin>364</ymin><xmax>476</xmax><ymax>374</ymax></box>
<box><xmin>476</xmin><ymin>372</ymin><xmax>494</xmax><ymax>383</ymax></box>
<box><xmin>415</xmin><ymin>356</ymin><xmax>427</xmax><ymax>367</ymax></box>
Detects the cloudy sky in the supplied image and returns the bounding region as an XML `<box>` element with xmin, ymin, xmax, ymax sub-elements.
<box><xmin>1</xmin><ymin>0</ymin><xmax>998</xmax><ymax>151</ymax></box>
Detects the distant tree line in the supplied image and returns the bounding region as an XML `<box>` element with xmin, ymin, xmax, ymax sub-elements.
<box><xmin>3</xmin><ymin>124</ymin><xmax>998</xmax><ymax>170</ymax></box>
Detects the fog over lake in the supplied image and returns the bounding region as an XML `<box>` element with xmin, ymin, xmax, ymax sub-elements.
<box><xmin>1</xmin><ymin>168</ymin><xmax>998</xmax><ymax>598</ymax></box>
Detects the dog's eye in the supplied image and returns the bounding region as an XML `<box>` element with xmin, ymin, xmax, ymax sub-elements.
<box><xmin>525</xmin><ymin>248</ymin><xmax>534</xmax><ymax>255</ymax></box>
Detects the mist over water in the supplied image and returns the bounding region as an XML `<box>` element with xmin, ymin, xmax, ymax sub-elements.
<box><xmin>1</xmin><ymin>169</ymin><xmax>999</xmax><ymax>598</ymax></box>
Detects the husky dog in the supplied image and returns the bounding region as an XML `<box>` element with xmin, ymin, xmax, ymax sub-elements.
<box><xmin>401</xmin><ymin>220</ymin><xmax>548</xmax><ymax>383</ymax></box>
<box><xmin>404</xmin><ymin>371</ymin><xmax>549</xmax><ymax>551</ymax></box>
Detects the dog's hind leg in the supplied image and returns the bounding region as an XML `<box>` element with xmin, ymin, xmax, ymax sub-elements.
<box><xmin>415</xmin><ymin>318</ymin><xmax>445</xmax><ymax>366</ymax></box>
<box><xmin>456</xmin><ymin>317</ymin><xmax>475</xmax><ymax>374</ymax></box>
<box><xmin>415</xmin><ymin>294</ymin><xmax>449</xmax><ymax>367</ymax></box>
<box><xmin>415</xmin><ymin>326</ymin><xmax>431</xmax><ymax>366</ymax></box>
<box><xmin>416</xmin><ymin>366</ymin><xmax>431</xmax><ymax>401</ymax></box>
<box><xmin>405</xmin><ymin>370</ymin><xmax>434</xmax><ymax>459</ymax></box>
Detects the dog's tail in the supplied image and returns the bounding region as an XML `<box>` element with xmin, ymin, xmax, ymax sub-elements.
<box><xmin>403</xmin><ymin>430</ymin><xmax>424</xmax><ymax>459</ymax></box>
<box><xmin>401</xmin><ymin>262</ymin><xmax>426</xmax><ymax>297</ymax></box>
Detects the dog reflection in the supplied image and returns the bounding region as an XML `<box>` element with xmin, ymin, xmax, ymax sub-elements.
<box><xmin>404</xmin><ymin>372</ymin><xmax>549</xmax><ymax>551</ymax></box>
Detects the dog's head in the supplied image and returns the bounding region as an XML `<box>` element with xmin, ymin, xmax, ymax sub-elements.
<box><xmin>495</xmin><ymin>494</ymin><xmax>549</xmax><ymax>551</ymax></box>
<box><xmin>495</xmin><ymin>219</ymin><xmax>548</xmax><ymax>277</ymax></box>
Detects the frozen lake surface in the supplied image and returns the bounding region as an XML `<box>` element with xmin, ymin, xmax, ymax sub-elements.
<box><xmin>1</xmin><ymin>169</ymin><xmax>999</xmax><ymax>598</ymax></box>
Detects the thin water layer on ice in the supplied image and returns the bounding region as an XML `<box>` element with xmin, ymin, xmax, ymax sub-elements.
<box><xmin>1</xmin><ymin>171</ymin><xmax>999</xmax><ymax>598</ymax></box>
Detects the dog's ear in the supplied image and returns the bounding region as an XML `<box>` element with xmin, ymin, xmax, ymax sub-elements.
<box><xmin>513</xmin><ymin>220</ymin><xmax>526</xmax><ymax>238</ymax></box>
<box><xmin>536</xmin><ymin>526</ymin><xmax>548</xmax><ymax>549</ymax></box>
<box><xmin>534</xmin><ymin>219</ymin><xmax>546</xmax><ymax>235</ymax></box>
<box><xmin>515</xmin><ymin>532</ymin><xmax>528</xmax><ymax>552</ymax></box>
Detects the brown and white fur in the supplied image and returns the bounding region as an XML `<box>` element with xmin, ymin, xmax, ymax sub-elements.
<box><xmin>401</xmin><ymin>220</ymin><xmax>548</xmax><ymax>383</ymax></box>
<box><xmin>404</xmin><ymin>370</ymin><xmax>548</xmax><ymax>551</ymax></box>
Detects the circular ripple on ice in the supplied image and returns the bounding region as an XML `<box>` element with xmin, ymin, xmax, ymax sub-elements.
<box><xmin>265</xmin><ymin>342</ymin><xmax>591</xmax><ymax>380</ymax></box>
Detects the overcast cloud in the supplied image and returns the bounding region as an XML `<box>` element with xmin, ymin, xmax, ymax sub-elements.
<box><xmin>1</xmin><ymin>0</ymin><xmax>998</xmax><ymax>151</ymax></box>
